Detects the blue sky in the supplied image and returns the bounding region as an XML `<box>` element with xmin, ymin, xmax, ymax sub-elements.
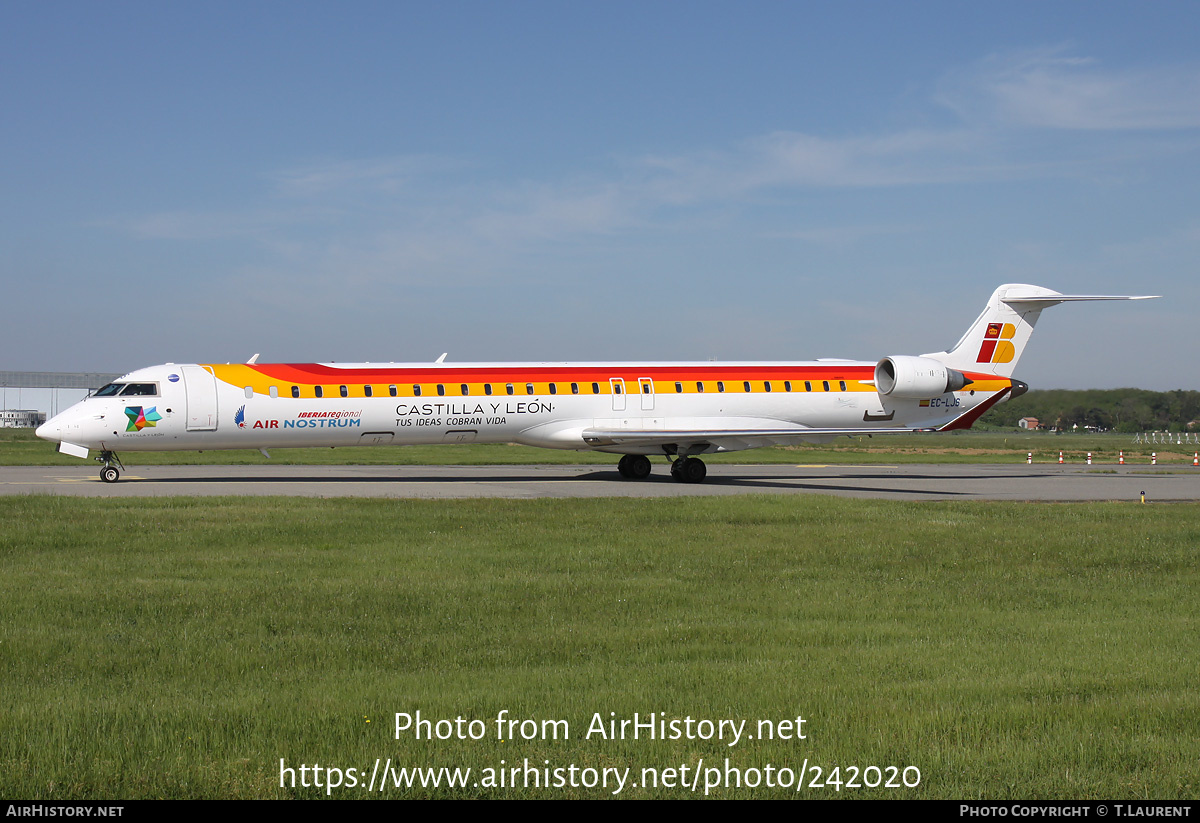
<box><xmin>2</xmin><ymin>1</ymin><xmax>1197</xmax><ymax>391</ymax></box>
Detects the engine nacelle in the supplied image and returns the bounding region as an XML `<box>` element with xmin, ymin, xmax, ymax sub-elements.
<box><xmin>874</xmin><ymin>356</ymin><xmax>970</xmax><ymax>399</ymax></box>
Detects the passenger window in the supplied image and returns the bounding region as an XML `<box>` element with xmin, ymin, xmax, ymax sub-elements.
<box><xmin>526</xmin><ymin>383</ymin><xmax>534</xmax><ymax>395</ymax></box>
<box><xmin>269</xmin><ymin>386</ymin><xmax>278</xmax><ymax>399</ymax></box>
<box><xmin>675</xmin><ymin>382</ymin><xmax>682</xmax><ymax>393</ymax></box>
<box><xmin>506</xmin><ymin>383</ymin><xmax>514</xmax><ymax>395</ymax></box>
<box><xmin>717</xmin><ymin>381</ymin><xmax>725</xmax><ymax>393</ymax></box>
<box><xmin>743</xmin><ymin>381</ymin><xmax>751</xmax><ymax>392</ymax></box>
<box><xmin>696</xmin><ymin>382</ymin><xmax>704</xmax><ymax>393</ymax></box>
<box><xmin>245</xmin><ymin>386</ymin><xmax>253</xmax><ymax>399</ymax></box>
<box><xmin>571</xmin><ymin>383</ymin><xmax>579</xmax><ymax>395</ymax></box>
<box><xmin>785</xmin><ymin>381</ymin><xmax>792</xmax><ymax>392</ymax></box>
<box><xmin>839</xmin><ymin>380</ymin><xmax>847</xmax><ymax>391</ymax></box>
<box><xmin>413</xmin><ymin>385</ymin><xmax>422</xmax><ymax>396</ymax></box>
<box><xmin>549</xmin><ymin>384</ymin><xmax>558</xmax><ymax>395</ymax></box>
<box><xmin>460</xmin><ymin>384</ymin><xmax>469</xmax><ymax>396</ymax></box>
<box><xmin>823</xmin><ymin>381</ymin><xmax>830</xmax><ymax>392</ymax></box>
<box><xmin>764</xmin><ymin>382</ymin><xmax>772</xmax><ymax>393</ymax></box>
<box><xmin>339</xmin><ymin>385</ymin><xmax>348</xmax><ymax>397</ymax></box>
<box><xmin>485</xmin><ymin>384</ymin><xmax>493</xmax><ymax>396</ymax></box>
<box><xmin>389</xmin><ymin>385</ymin><xmax>397</xmax><ymax>397</ymax></box>
<box><xmin>364</xmin><ymin>385</ymin><xmax>373</xmax><ymax>397</ymax></box>
<box><xmin>315</xmin><ymin>386</ymin><xmax>323</xmax><ymax>398</ymax></box>
<box><xmin>592</xmin><ymin>383</ymin><xmax>599</xmax><ymax>394</ymax></box>
<box><xmin>804</xmin><ymin>381</ymin><xmax>812</xmax><ymax>392</ymax></box>
<box><xmin>437</xmin><ymin>384</ymin><xmax>445</xmax><ymax>396</ymax></box>
<box><xmin>291</xmin><ymin>386</ymin><xmax>300</xmax><ymax>398</ymax></box>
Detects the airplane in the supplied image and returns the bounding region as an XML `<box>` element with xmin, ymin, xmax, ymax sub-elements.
<box><xmin>36</xmin><ymin>284</ymin><xmax>1156</xmax><ymax>483</ymax></box>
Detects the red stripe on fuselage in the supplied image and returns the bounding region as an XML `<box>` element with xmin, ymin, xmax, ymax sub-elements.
<box><xmin>242</xmin><ymin>363</ymin><xmax>878</xmax><ymax>385</ymax></box>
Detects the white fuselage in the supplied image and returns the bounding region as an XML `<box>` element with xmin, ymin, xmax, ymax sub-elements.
<box><xmin>36</xmin><ymin>359</ymin><xmax>1009</xmax><ymax>457</ymax></box>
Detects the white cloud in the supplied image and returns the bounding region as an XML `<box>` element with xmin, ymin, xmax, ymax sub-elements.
<box><xmin>763</xmin><ymin>223</ymin><xmax>925</xmax><ymax>245</ymax></box>
<box><xmin>116</xmin><ymin>208</ymin><xmax>319</xmax><ymax>241</ymax></box>
<box><xmin>466</xmin><ymin>181</ymin><xmax>633</xmax><ymax>242</ymax></box>
<box><xmin>635</xmin><ymin>128</ymin><xmax>988</xmax><ymax>205</ymax></box>
<box><xmin>937</xmin><ymin>48</ymin><xmax>1200</xmax><ymax>131</ymax></box>
<box><xmin>270</xmin><ymin>155</ymin><xmax>463</xmax><ymax>197</ymax></box>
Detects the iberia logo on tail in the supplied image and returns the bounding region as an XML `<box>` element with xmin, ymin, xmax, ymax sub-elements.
<box><xmin>977</xmin><ymin>323</ymin><xmax>1016</xmax><ymax>364</ymax></box>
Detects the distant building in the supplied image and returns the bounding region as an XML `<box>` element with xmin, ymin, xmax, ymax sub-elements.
<box><xmin>2</xmin><ymin>409</ymin><xmax>46</xmax><ymax>428</ymax></box>
<box><xmin>1018</xmin><ymin>417</ymin><xmax>1040</xmax><ymax>430</ymax></box>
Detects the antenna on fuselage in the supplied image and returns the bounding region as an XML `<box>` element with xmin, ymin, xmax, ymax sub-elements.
<box><xmin>435</xmin><ymin>353</ymin><xmax>448</xmax><ymax>364</ymax></box>
<box><xmin>246</xmin><ymin>353</ymin><xmax>260</xmax><ymax>364</ymax></box>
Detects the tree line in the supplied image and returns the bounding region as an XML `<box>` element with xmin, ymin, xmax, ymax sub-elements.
<box><xmin>979</xmin><ymin>388</ymin><xmax>1200</xmax><ymax>432</ymax></box>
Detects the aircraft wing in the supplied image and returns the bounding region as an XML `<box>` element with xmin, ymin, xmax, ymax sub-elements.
<box><xmin>580</xmin><ymin>385</ymin><xmax>1021</xmax><ymax>450</ymax></box>
<box><xmin>580</xmin><ymin>425</ymin><xmax>934</xmax><ymax>451</ymax></box>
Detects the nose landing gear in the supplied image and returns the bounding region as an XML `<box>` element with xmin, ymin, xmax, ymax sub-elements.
<box><xmin>96</xmin><ymin>450</ymin><xmax>125</xmax><ymax>483</ymax></box>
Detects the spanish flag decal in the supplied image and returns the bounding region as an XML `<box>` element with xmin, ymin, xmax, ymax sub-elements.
<box><xmin>977</xmin><ymin>322</ymin><xmax>1016</xmax><ymax>364</ymax></box>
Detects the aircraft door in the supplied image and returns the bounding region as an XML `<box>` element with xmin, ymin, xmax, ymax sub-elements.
<box><xmin>609</xmin><ymin>378</ymin><xmax>626</xmax><ymax>411</ymax></box>
<box><xmin>638</xmin><ymin>377</ymin><xmax>654</xmax><ymax>410</ymax></box>
<box><xmin>182</xmin><ymin>365</ymin><xmax>219</xmax><ymax>431</ymax></box>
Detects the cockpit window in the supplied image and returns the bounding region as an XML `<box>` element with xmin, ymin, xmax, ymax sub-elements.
<box><xmin>118</xmin><ymin>383</ymin><xmax>159</xmax><ymax>397</ymax></box>
<box><xmin>94</xmin><ymin>383</ymin><xmax>123</xmax><ymax>397</ymax></box>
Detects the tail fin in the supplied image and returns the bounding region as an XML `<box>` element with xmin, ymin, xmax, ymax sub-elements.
<box><xmin>926</xmin><ymin>284</ymin><xmax>1158</xmax><ymax>378</ymax></box>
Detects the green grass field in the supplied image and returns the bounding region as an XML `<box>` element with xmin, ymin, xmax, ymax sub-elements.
<box><xmin>4</xmin><ymin>427</ymin><xmax>1198</xmax><ymax>467</ymax></box>
<box><xmin>1</xmin><ymin>495</ymin><xmax>1196</xmax><ymax>798</ymax></box>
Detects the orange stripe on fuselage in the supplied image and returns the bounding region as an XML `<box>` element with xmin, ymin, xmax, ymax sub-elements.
<box><xmin>204</xmin><ymin>364</ymin><xmax>1015</xmax><ymax>408</ymax></box>
<box><xmin>207</xmin><ymin>363</ymin><xmax>883</xmax><ymax>397</ymax></box>
<box><xmin>238</xmin><ymin>363</ymin><xmax>876</xmax><ymax>383</ymax></box>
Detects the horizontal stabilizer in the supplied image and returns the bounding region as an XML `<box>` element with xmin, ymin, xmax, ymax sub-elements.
<box><xmin>1001</xmin><ymin>293</ymin><xmax>1159</xmax><ymax>306</ymax></box>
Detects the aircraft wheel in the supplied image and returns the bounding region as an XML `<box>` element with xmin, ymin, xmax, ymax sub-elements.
<box><xmin>627</xmin><ymin>455</ymin><xmax>652</xmax><ymax>479</ymax></box>
<box><xmin>100</xmin><ymin>466</ymin><xmax>120</xmax><ymax>483</ymax></box>
<box><xmin>673</xmin><ymin>457</ymin><xmax>707</xmax><ymax>484</ymax></box>
<box><xmin>619</xmin><ymin>455</ymin><xmax>653</xmax><ymax>479</ymax></box>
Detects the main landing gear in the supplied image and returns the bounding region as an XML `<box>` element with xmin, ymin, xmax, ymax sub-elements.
<box><xmin>616</xmin><ymin>454</ymin><xmax>708</xmax><ymax>483</ymax></box>
<box><xmin>617</xmin><ymin>454</ymin><xmax>652</xmax><ymax>479</ymax></box>
<box><xmin>670</xmin><ymin>456</ymin><xmax>707</xmax><ymax>484</ymax></box>
<box><xmin>96</xmin><ymin>450</ymin><xmax>125</xmax><ymax>483</ymax></box>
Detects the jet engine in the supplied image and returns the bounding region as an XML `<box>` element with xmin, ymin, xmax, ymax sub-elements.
<box><xmin>874</xmin><ymin>356</ymin><xmax>970</xmax><ymax>399</ymax></box>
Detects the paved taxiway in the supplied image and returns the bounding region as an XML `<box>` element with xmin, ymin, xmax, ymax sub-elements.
<box><xmin>2</xmin><ymin>464</ymin><xmax>1198</xmax><ymax>501</ymax></box>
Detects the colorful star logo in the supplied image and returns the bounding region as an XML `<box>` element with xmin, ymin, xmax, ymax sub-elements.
<box><xmin>125</xmin><ymin>406</ymin><xmax>163</xmax><ymax>432</ymax></box>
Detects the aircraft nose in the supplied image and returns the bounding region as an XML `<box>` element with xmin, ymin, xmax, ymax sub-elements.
<box><xmin>36</xmin><ymin>417</ymin><xmax>61</xmax><ymax>442</ymax></box>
